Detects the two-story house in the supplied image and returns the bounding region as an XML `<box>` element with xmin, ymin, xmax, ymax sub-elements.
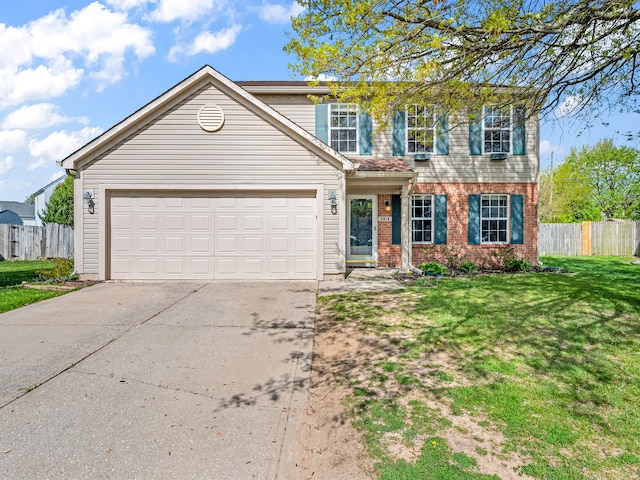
<box><xmin>60</xmin><ymin>65</ymin><xmax>538</xmax><ymax>281</ymax></box>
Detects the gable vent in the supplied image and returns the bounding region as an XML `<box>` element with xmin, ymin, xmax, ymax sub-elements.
<box><xmin>197</xmin><ymin>104</ymin><xmax>225</xmax><ymax>132</ymax></box>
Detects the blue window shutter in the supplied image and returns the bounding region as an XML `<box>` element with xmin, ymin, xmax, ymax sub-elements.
<box><xmin>468</xmin><ymin>194</ymin><xmax>481</xmax><ymax>244</ymax></box>
<box><xmin>513</xmin><ymin>105</ymin><xmax>526</xmax><ymax>155</ymax></box>
<box><xmin>391</xmin><ymin>195</ymin><xmax>401</xmax><ymax>245</ymax></box>
<box><xmin>434</xmin><ymin>194</ymin><xmax>448</xmax><ymax>244</ymax></box>
<box><xmin>392</xmin><ymin>110</ymin><xmax>405</xmax><ymax>156</ymax></box>
<box><xmin>435</xmin><ymin>114</ymin><xmax>449</xmax><ymax>155</ymax></box>
<box><xmin>511</xmin><ymin>194</ymin><xmax>524</xmax><ymax>244</ymax></box>
<box><xmin>315</xmin><ymin>104</ymin><xmax>328</xmax><ymax>144</ymax></box>
<box><xmin>469</xmin><ymin>110</ymin><xmax>482</xmax><ymax>155</ymax></box>
<box><xmin>359</xmin><ymin>110</ymin><xmax>372</xmax><ymax>155</ymax></box>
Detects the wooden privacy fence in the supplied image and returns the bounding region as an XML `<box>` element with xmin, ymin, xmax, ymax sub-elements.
<box><xmin>0</xmin><ymin>223</ymin><xmax>74</xmax><ymax>260</ymax></box>
<box><xmin>539</xmin><ymin>221</ymin><xmax>640</xmax><ymax>257</ymax></box>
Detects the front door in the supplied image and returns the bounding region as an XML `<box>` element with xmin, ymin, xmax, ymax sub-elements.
<box><xmin>347</xmin><ymin>195</ymin><xmax>377</xmax><ymax>266</ymax></box>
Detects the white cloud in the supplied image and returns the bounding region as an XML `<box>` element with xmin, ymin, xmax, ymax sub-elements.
<box><xmin>169</xmin><ymin>25</ymin><xmax>241</xmax><ymax>61</ymax></box>
<box><xmin>0</xmin><ymin>61</ymin><xmax>84</xmax><ymax>109</ymax></box>
<box><xmin>0</xmin><ymin>3</ymin><xmax>155</xmax><ymax>107</ymax></box>
<box><xmin>540</xmin><ymin>139</ymin><xmax>566</xmax><ymax>157</ymax></box>
<box><xmin>105</xmin><ymin>0</ymin><xmax>152</xmax><ymax>10</ymax></box>
<box><xmin>28</xmin><ymin>127</ymin><xmax>102</xmax><ymax>167</ymax></box>
<box><xmin>0</xmin><ymin>156</ymin><xmax>15</xmax><ymax>174</ymax></box>
<box><xmin>304</xmin><ymin>73</ymin><xmax>337</xmax><ymax>81</ymax></box>
<box><xmin>0</xmin><ymin>129</ymin><xmax>28</xmax><ymax>153</ymax></box>
<box><xmin>258</xmin><ymin>2</ymin><xmax>304</xmax><ymax>24</ymax></box>
<box><xmin>554</xmin><ymin>96</ymin><xmax>585</xmax><ymax>118</ymax></box>
<box><xmin>151</xmin><ymin>0</ymin><xmax>223</xmax><ymax>23</ymax></box>
<box><xmin>2</xmin><ymin>103</ymin><xmax>88</xmax><ymax>130</ymax></box>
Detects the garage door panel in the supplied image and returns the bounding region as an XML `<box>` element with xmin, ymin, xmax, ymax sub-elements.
<box><xmin>111</xmin><ymin>214</ymin><xmax>131</xmax><ymax>230</ymax></box>
<box><xmin>164</xmin><ymin>215</ymin><xmax>184</xmax><ymax>231</ymax></box>
<box><xmin>217</xmin><ymin>215</ymin><xmax>237</xmax><ymax>231</ymax></box>
<box><xmin>295</xmin><ymin>236</ymin><xmax>315</xmax><ymax>253</ymax></box>
<box><xmin>191</xmin><ymin>215</ymin><xmax>211</xmax><ymax>230</ymax></box>
<box><xmin>139</xmin><ymin>215</ymin><xmax>158</xmax><ymax>230</ymax></box>
<box><xmin>165</xmin><ymin>259</ymin><xmax>185</xmax><ymax>275</ymax></box>
<box><xmin>243</xmin><ymin>237</ymin><xmax>264</xmax><ymax>254</ymax></box>
<box><xmin>111</xmin><ymin>193</ymin><xmax>317</xmax><ymax>280</ymax></box>
<box><xmin>244</xmin><ymin>215</ymin><xmax>263</xmax><ymax>232</ymax></box>
<box><xmin>295</xmin><ymin>258</ymin><xmax>315</xmax><ymax>274</ymax></box>
<box><xmin>139</xmin><ymin>236</ymin><xmax>159</xmax><ymax>253</ymax></box>
<box><xmin>295</xmin><ymin>214</ymin><xmax>315</xmax><ymax>231</ymax></box>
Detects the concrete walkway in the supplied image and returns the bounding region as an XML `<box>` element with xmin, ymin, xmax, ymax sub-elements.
<box><xmin>318</xmin><ymin>267</ymin><xmax>403</xmax><ymax>296</ymax></box>
<box><xmin>0</xmin><ymin>281</ymin><xmax>315</xmax><ymax>480</ymax></box>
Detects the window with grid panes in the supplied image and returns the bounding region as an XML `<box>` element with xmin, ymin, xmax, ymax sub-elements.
<box><xmin>329</xmin><ymin>104</ymin><xmax>358</xmax><ymax>153</ymax></box>
<box><xmin>481</xmin><ymin>194</ymin><xmax>509</xmax><ymax>243</ymax></box>
<box><xmin>406</xmin><ymin>105</ymin><xmax>435</xmax><ymax>153</ymax></box>
<box><xmin>483</xmin><ymin>106</ymin><xmax>511</xmax><ymax>153</ymax></box>
<box><xmin>411</xmin><ymin>194</ymin><xmax>433</xmax><ymax>243</ymax></box>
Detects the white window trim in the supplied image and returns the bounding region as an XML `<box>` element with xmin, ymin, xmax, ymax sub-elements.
<box><xmin>480</xmin><ymin>194</ymin><xmax>510</xmax><ymax>244</ymax></box>
<box><xmin>329</xmin><ymin>103</ymin><xmax>359</xmax><ymax>154</ymax></box>
<box><xmin>406</xmin><ymin>105</ymin><xmax>436</xmax><ymax>154</ymax></box>
<box><xmin>411</xmin><ymin>194</ymin><xmax>434</xmax><ymax>244</ymax></box>
<box><xmin>482</xmin><ymin>105</ymin><xmax>513</xmax><ymax>154</ymax></box>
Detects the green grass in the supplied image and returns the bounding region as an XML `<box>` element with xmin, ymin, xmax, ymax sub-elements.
<box><xmin>320</xmin><ymin>256</ymin><xmax>640</xmax><ymax>479</ymax></box>
<box><xmin>0</xmin><ymin>260</ymin><xmax>67</xmax><ymax>313</ymax></box>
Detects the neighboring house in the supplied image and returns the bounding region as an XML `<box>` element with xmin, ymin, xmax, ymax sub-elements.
<box><xmin>31</xmin><ymin>175</ymin><xmax>67</xmax><ymax>226</ymax></box>
<box><xmin>59</xmin><ymin>65</ymin><xmax>538</xmax><ymax>281</ymax></box>
<box><xmin>0</xmin><ymin>201</ymin><xmax>36</xmax><ymax>226</ymax></box>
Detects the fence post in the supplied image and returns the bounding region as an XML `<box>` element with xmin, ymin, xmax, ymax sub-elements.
<box><xmin>582</xmin><ymin>222</ymin><xmax>592</xmax><ymax>256</ymax></box>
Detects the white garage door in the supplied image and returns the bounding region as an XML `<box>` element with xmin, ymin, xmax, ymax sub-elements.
<box><xmin>109</xmin><ymin>192</ymin><xmax>317</xmax><ymax>280</ymax></box>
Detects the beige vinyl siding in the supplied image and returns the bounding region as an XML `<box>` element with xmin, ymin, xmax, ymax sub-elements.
<box><xmin>252</xmin><ymin>94</ymin><xmax>316</xmax><ymax>133</ymax></box>
<box><xmin>368</xmin><ymin>115</ymin><xmax>539</xmax><ymax>183</ymax></box>
<box><xmin>256</xmin><ymin>93</ymin><xmax>539</xmax><ymax>183</ymax></box>
<box><xmin>80</xmin><ymin>82</ymin><xmax>341</xmax><ymax>276</ymax></box>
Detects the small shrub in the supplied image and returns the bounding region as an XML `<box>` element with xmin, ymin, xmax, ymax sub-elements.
<box><xmin>419</xmin><ymin>262</ymin><xmax>448</xmax><ymax>276</ymax></box>
<box><xmin>460</xmin><ymin>260</ymin><xmax>478</xmax><ymax>274</ymax></box>
<box><xmin>36</xmin><ymin>258</ymin><xmax>75</xmax><ymax>282</ymax></box>
<box><xmin>492</xmin><ymin>246</ymin><xmax>532</xmax><ymax>272</ymax></box>
<box><xmin>505</xmin><ymin>258</ymin><xmax>532</xmax><ymax>272</ymax></box>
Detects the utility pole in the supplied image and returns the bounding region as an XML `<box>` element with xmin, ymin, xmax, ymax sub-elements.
<box><xmin>549</xmin><ymin>152</ymin><xmax>554</xmax><ymax>220</ymax></box>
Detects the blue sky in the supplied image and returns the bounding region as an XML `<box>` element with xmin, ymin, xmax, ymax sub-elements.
<box><xmin>0</xmin><ymin>0</ymin><xmax>637</xmax><ymax>202</ymax></box>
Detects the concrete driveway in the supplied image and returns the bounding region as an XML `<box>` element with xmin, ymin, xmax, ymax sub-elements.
<box><xmin>0</xmin><ymin>281</ymin><xmax>316</xmax><ymax>479</ymax></box>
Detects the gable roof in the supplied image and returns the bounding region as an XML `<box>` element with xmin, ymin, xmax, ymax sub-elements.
<box><xmin>31</xmin><ymin>175</ymin><xmax>66</xmax><ymax>197</ymax></box>
<box><xmin>59</xmin><ymin>65</ymin><xmax>356</xmax><ymax>172</ymax></box>
<box><xmin>0</xmin><ymin>201</ymin><xmax>35</xmax><ymax>220</ymax></box>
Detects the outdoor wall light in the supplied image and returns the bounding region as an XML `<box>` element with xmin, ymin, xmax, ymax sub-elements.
<box><xmin>384</xmin><ymin>200</ymin><xmax>391</xmax><ymax>212</ymax></box>
<box><xmin>84</xmin><ymin>190</ymin><xmax>95</xmax><ymax>214</ymax></box>
<box><xmin>328</xmin><ymin>191</ymin><xmax>337</xmax><ymax>215</ymax></box>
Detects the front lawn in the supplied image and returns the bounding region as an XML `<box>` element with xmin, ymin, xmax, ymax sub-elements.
<box><xmin>318</xmin><ymin>256</ymin><xmax>640</xmax><ymax>479</ymax></box>
<box><xmin>0</xmin><ymin>260</ymin><xmax>67</xmax><ymax>314</ymax></box>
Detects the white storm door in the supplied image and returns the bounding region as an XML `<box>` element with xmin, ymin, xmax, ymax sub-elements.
<box><xmin>347</xmin><ymin>195</ymin><xmax>377</xmax><ymax>265</ymax></box>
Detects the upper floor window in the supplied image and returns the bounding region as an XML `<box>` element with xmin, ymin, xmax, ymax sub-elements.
<box><xmin>406</xmin><ymin>105</ymin><xmax>435</xmax><ymax>154</ymax></box>
<box><xmin>483</xmin><ymin>106</ymin><xmax>511</xmax><ymax>153</ymax></box>
<box><xmin>481</xmin><ymin>194</ymin><xmax>509</xmax><ymax>243</ymax></box>
<box><xmin>330</xmin><ymin>104</ymin><xmax>358</xmax><ymax>153</ymax></box>
<box><xmin>411</xmin><ymin>194</ymin><xmax>434</xmax><ymax>243</ymax></box>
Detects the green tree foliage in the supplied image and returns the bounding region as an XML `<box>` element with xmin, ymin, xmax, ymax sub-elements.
<box><xmin>286</xmin><ymin>1</ymin><xmax>640</xmax><ymax>122</ymax></box>
<box><xmin>539</xmin><ymin>139</ymin><xmax>640</xmax><ymax>222</ymax></box>
<box><xmin>41</xmin><ymin>175</ymin><xmax>74</xmax><ymax>227</ymax></box>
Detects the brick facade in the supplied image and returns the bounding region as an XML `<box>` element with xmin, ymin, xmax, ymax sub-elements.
<box><xmin>376</xmin><ymin>183</ymin><xmax>539</xmax><ymax>269</ymax></box>
<box><xmin>377</xmin><ymin>194</ymin><xmax>402</xmax><ymax>268</ymax></box>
